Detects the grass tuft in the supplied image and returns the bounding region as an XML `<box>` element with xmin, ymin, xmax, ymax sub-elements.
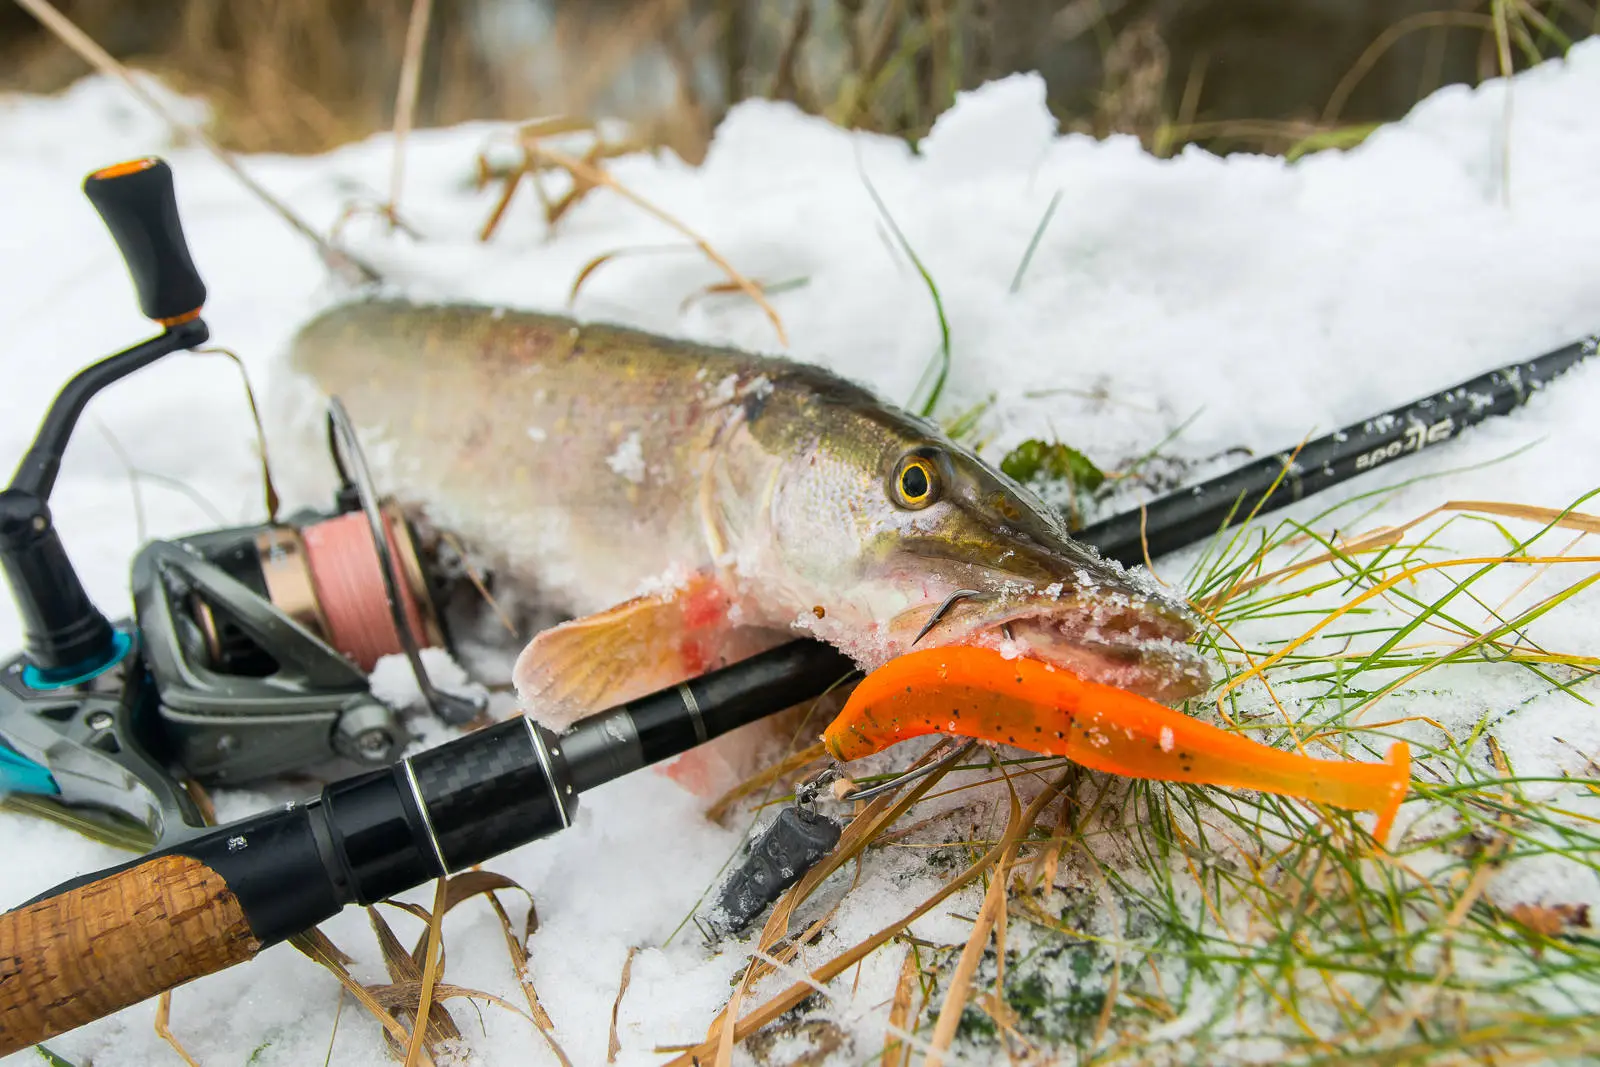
<box><xmin>690</xmin><ymin>485</ymin><xmax>1600</xmax><ymax>1067</ymax></box>
<box><xmin>287</xmin><ymin>869</ymin><xmax>570</xmax><ymax>1066</ymax></box>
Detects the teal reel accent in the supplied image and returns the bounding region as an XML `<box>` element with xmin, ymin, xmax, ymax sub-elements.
<box><xmin>21</xmin><ymin>629</ymin><xmax>133</xmax><ymax>691</ymax></box>
<box><xmin>0</xmin><ymin>739</ymin><xmax>59</xmax><ymax>796</ymax></box>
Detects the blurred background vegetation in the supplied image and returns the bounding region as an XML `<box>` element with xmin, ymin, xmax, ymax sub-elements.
<box><xmin>3</xmin><ymin>1</ymin><xmax>1596</xmax><ymax>163</ymax></box>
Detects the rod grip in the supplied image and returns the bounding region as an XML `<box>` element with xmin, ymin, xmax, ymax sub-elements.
<box><xmin>82</xmin><ymin>157</ymin><xmax>207</xmax><ymax>325</ymax></box>
<box><xmin>0</xmin><ymin>854</ymin><xmax>261</xmax><ymax>1057</ymax></box>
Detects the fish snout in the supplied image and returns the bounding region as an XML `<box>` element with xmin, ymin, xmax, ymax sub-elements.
<box><xmin>904</xmin><ymin>583</ymin><xmax>1212</xmax><ymax>706</ymax></box>
<box><xmin>999</xmin><ymin>596</ymin><xmax>1213</xmax><ymax>704</ymax></box>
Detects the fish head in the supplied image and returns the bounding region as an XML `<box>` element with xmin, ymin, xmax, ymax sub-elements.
<box><xmin>758</xmin><ymin>395</ymin><xmax>1210</xmax><ymax>705</ymax></box>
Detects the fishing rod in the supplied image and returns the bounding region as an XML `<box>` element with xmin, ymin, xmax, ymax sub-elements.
<box><xmin>1</xmin><ymin>155</ymin><xmax>1594</xmax><ymax>1058</ymax></box>
<box><xmin>1075</xmin><ymin>336</ymin><xmax>1597</xmax><ymax>566</ymax></box>
<box><xmin>0</xmin><ymin>638</ymin><xmax>852</xmax><ymax>1056</ymax></box>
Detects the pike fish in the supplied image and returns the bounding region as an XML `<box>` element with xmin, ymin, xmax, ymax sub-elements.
<box><xmin>281</xmin><ymin>299</ymin><xmax>1211</xmax><ymax>741</ymax></box>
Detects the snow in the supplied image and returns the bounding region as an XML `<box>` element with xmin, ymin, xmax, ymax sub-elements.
<box><xmin>605</xmin><ymin>430</ymin><xmax>647</xmax><ymax>483</ymax></box>
<box><xmin>2</xmin><ymin>38</ymin><xmax>1599</xmax><ymax>1067</ymax></box>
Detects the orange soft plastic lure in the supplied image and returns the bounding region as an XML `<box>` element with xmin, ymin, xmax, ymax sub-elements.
<box><xmin>823</xmin><ymin>646</ymin><xmax>1410</xmax><ymax>845</ymax></box>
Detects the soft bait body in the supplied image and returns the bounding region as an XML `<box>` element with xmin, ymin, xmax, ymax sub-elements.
<box><xmin>823</xmin><ymin>646</ymin><xmax>1410</xmax><ymax>845</ymax></box>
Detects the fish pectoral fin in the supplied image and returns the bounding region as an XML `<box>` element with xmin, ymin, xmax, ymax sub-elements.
<box><xmin>512</xmin><ymin>572</ymin><xmax>744</xmax><ymax>730</ymax></box>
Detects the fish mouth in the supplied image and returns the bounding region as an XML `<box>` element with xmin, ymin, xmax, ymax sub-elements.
<box><xmin>890</xmin><ymin>591</ymin><xmax>1212</xmax><ymax>706</ymax></box>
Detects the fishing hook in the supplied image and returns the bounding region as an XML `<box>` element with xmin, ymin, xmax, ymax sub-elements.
<box><xmin>910</xmin><ymin>588</ymin><xmax>983</xmax><ymax>647</ymax></box>
<box><xmin>836</xmin><ymin>740</ymin><xmax>979</xmax><ymax>804</ymax></box>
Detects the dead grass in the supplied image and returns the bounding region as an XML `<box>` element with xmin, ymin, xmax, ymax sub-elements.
<box><xmin>283</xmin><ymin>869</ymin><xmax>572</xmax><ymax>1067</ymax></box>
<box><xmin>6</xmin><ymin>1</ymin><xmax>1596</xmax><ymax>164</ymax></box>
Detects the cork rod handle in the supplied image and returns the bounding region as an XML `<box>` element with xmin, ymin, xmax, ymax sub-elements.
<box><xmin>0</xmin><ymin>853</ymin><xmax>262</xmax><ymax>1057</ymax></box>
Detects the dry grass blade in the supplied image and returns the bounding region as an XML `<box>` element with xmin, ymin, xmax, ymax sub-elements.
<box><xmin>290</xmin><ymin>929</ymin><xmax>421</xmax><ymax>1054</ymax></box>
<box><xmin>1025</xmin><ymin>775</ymin><xmax>1075</xmax><ymax>892</ymax></box>
<box><xmin>367</xmin><ymin>904</ymin><xmax>461</xmax><ymax>1060</ymax></box>
<box><xmin>389</xmin><ymin>0</ymin><xmax>433</xmax><ymax>211</ymax></box>
<box><xmin>181</xmin><ymin>776</ymin><xmax>219</xmax><ymax>828</ymax></box>
<box><xmin>11</xmin><ymin>0</ymin><xmax>380</xmax><ymax>284</ymax></box>
<box><xmin>474</xmin><ymin>119</ymin><xmax>596</xmax><ymax>186</ymax></box>
<box><xmin>437</xmin><ymin>529</ymin><xmax>521</xmax><ymax>639</ymax></box>
<box><xmin>1442</xmin><ymin>498</ymin><xmax>1600</xmax><ymax>533</ymax></box>
<box><xmin>566</xmin><ymin>244</ymin><xmax>696</xmax><ymax>307</ymax></box>
<box><xmin>154</xmin><ymin>991</ymin><xmax>200</xmax><ymax>1067</ymax></box>
<box><xmin>527</xmin><ymin>142</ymin><xmax>788</xmax><ymax>346</ymax></box>
<box><xmin>367</xmin><ymin>980</ymin><xmax>542</xmax><ymax>1024</ymax></box>
<box><xmin>421</xmin><ymin>869</ymin><xmax>536</xmax><ymax>936</ymax></box>
<box><xmin>745</xmin><ymin>743</ymin><xmax>957</xmax><ymax>972</ymax></box>
<box><xmin>1219</xmin><ymin>552</ymin><xmax>1600</xmax><ymax>697</ymax></box>
<box><xmin>1491</xmin><ymin>0</ymin><xmax>1517</xmax><ymax>204</ymax></box>
<box><xmin>370</xmin><ymin>905</ymin><xmax>424</xmax><ymax>980</ymax></box>
<box><xmin>1196</xmin><ymin>527</ymin><xmax>1405</xmax><ymax>612</ymax></box>
<box><xmin>679</xmin><ymin>277</ymin><xmax>807</xmax><ymax>317</ymax></box>
<box><xmin>475</xmin><ymin>121</ymin><xmax>646</xmax><ymax>241</ymax></box>
<box><xmin>706</xmin><ymin>740</ymin><xmax>828</xmax><ymax>823</ymax></box>
<box><xmin>374</xmin><ymin>870</ymin><xmax>551</xmax><ymax>1061</ymax></box>
<box><xmin>403</xmin><ymin>878</ymin><xmax>449</xmax><ymax>1067</ymax></box>
<box><xmin>484</xmin><ymin>890</ymin><xmax>573</xmax><ymax>1067</ymax></box>
<box><xmin>713</xmin><ymin>801</ymin><xmax>930</xmax><ymax>1065</ymax></box>
<box><xmin>608</xmin><ymin>945</ymin><xmax>638</xmax><ymax>1063</ymax></box>
<box><xmin>477</xmin><ymin>168</ymin><xmax>526</xmax><ymax>242</ymax></box>
<box><xmin>196</xmin><ymin>346</ymin><xmax>280</xmax><ymax>521</ymax></box>
<box><xmin>1084</xmin><ymin>852</ymin><xmax>1123</xmax><ymax>1054</ymax></box>
<box><xmin>668</xmin><ymin>767</ymin><xmax>1072</xmax><ymax>1067</ymax></box>
<box><xmin>1322</xmin><ymin>10</ymin><xmax>1496</xmax><ymax>124</ymax></box>
<box><xmin>769</xmin><ymin>0</ymin><xmax>813</xmax><ymax>103</ymax></box>
<box><xmin>925</xmin><ymin>778</ymin><xmax>1023</xmax><ymax>1066</ymax></box>
<box><xmin>881</xmin><ymin>946</ymin><xmax>920</xmax><ymax>1067</ymax></box>
<box><xmin>1200</xmin><ymin>498</ymin><xmax>1600</xmax><ymax>611</ymax></box>
<box><xmin>541</xmin><ymin>141</ymin><xmax>611</xmax><ymax>229</ymax></box>
<box><xmin>702</xmin><ymin>741</ymin><xmax>960</xmax><ymax>1064</ymax></box>
<box><xmin>291</xmin><ymin>926</ymin><xmax>355</xmax><ymax>966</ymax></box>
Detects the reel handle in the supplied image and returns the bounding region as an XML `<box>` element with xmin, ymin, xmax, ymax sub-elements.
<box><xmin>82</xmin><ymin>158</ymin><xmax>207</xmax><ymax>325</ymax></box>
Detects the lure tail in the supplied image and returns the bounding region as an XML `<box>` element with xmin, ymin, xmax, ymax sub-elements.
<box><xmin>823</xmin><ymin>647</ymin><xmax>1410</xmax><ymax>846</ymax></box>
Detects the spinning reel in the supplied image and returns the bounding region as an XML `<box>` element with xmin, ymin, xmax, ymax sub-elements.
<box><xmin>0</xmin><ymin>157</ymin><xmax>485</xmax><ymax>851</ymax></box>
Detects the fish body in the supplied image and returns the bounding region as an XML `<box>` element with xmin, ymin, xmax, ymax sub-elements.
<box><xmin>282</xmin><ymin>299</ymin><xmax>1210</xmax><ymax>733</ymax></box>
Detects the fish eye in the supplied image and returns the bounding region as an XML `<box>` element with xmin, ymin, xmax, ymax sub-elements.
<box><xmin>891</xmin><ymin>452</ymin><xmax>940</xmax><ymax>510</ymax></box>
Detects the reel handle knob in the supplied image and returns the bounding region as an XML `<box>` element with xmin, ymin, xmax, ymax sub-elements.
<box><xmin>82</xmin><ymin>157</ymin><xmax>207</xmax><ymax>326</ymax></box>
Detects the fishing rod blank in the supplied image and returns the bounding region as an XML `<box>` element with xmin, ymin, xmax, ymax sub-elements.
<box><xmin>1074</xmin><ymin>333</ymin><xmax>1599</xmax><ymax>566</ymax></box>
<box><xmin>0</xmin><ymin>639</ymin><xmax>854</xmax><ymax>1056</ymax></box>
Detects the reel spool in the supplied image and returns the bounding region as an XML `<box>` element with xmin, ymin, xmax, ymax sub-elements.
<box><xmin>189</xmin><ymin>502</ymin><xmax>445</xmax><ymax>676</ymax></box>
<box><xmin>181</xmin><ymin>398</ymin><xmax>483</xmax><ymax>726</ymax></box>
<box><xmin>321</xmin><ymin>396</ymin><xmax>484</xmax><ymax>724</ymax></box>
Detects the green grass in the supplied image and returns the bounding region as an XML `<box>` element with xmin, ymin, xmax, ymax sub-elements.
<box><xmin>856</xmin><ymin>161</ymin><xmax>952</xmax><ymax>420</ymax></box>
<box><xmin>1047</xmin><ymin>487</ymin><xmax>1600</xmax><ymax>1065</ymax></box>
<box><xmin>1009</xmin><ymin>190</ymin><xmax>1065</xmax><ymax>294</ymax></box>
<box><xmin>785</xmin><ymin>480</ymin><xmax>1600</xmax><ymax>1067</ymax></box>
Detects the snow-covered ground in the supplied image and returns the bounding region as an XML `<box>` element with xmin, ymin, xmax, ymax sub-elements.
<box><xmin>2</xmin><ymin>37</ymin><xmax>1599</xmax><ymax>1067</ymax></box>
